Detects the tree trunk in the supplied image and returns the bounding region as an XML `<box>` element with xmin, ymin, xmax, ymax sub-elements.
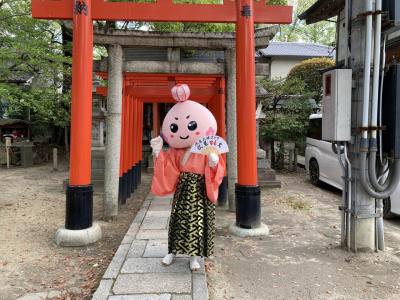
<box><xmin>64</xmin><ymin>126</ymin><xmax>70</xmax><ymax>162</ymax></box>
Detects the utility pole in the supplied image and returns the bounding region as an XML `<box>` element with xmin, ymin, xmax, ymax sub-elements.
<box><xmin>300</xmin><ymin>0</ymin><xmax>398</xmax><ymax>252</ymax></box>
<box><xmin>346</xmin><ymin>0</ymin><xmax>400</xmax><ymax>251</ymax></box>
<box><xmin>348</xmin><ymin>0</ymin><xmax>376</xmax><ymax>251</ymax></box>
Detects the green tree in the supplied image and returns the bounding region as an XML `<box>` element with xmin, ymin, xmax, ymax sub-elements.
<box><xmin>0</xmin><ymin>0</ymin><xmax>71</xmax><ymax>133</ymax></box>
<box><xmin>274</xmin><ymin>0</ymin><xmax>336</xmax><ymax>45</ymax></box>
<box><xmin>259</xmin><ymin>77</ymin><xmax>312</xmax><ymax>167</ymax></box>
<box><xmin>287</xmin><ymin>57</ymin><xmax>335</xmax><ymax>102</ymax></box>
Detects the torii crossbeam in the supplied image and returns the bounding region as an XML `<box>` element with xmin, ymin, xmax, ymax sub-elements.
<box><xmin>32</xmin><ymin>0</ymin><xmax>292</xmax><ymax>23</ymax></box>
<box><xmin>31</xmin><ymin>0</ymin><xmax>292</xmax><ymax>245</ymax></box>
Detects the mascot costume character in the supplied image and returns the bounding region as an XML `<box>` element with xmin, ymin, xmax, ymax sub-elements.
<box><xmin>150</xmin><ymin>84</ymin><xmax>226</xmax><ymax>271</ymax></box>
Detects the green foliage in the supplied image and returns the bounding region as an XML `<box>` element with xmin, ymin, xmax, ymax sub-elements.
<box><xmin>0</xmin><ymin>0</ymin><xmax>71</xmax><ymax>127</ymax></box>
<box><xmin>259</xmin><ymin>77</ymin><xmax>312</xmax><ymax>143</ymax></box>
<box><xmin>109</xmin><ymin>0</ymin><xmax>288</xmax><ymax>33</ymax></box>
<box><xmin>274</xmin><ymin>0</ymin><xmax>336</xmax><ymax>46</ymax></box>
<box><xmin>287</xmin><ymin>57</ymin><xmax>334</xmax><ymax>102</ymax></box>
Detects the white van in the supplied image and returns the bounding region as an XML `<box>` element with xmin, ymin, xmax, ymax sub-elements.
<box><xmin>305</xmin><ymin>114</ymin><xmax>400</xmax><ymax>218</ymax></box>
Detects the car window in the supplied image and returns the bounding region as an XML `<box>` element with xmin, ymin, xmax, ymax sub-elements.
<box><xmin>307</xmin><ymin>118</ymin><xmax>322</xmax><ymax>140</ymax></box>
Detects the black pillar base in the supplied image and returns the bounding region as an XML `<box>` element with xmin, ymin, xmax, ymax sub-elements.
<box><xmin>133</xmin><ymin>164</ymin><xmax>138</xmax><ymax>190</ymax></box>
<box><xmin>138</xmin><ymin>160</ymin><xmax>142</xmax><ymax>185</ymax></box>
<box><xmin>132</xmin><ymin>166</ymin><xmax>136</xmax><ymax>191</ymax></box>
<box><xmin>66</xmin><ymin>185</ymin><xmax>93</xmax><ymax>230</ymax></box>
<box><xmin>130</xmin><ymin>167</ymin><xmax>135</xmax><ymax>193</ymax></box>
<box><xmin>235</xmin><ymin>184</ymin><xmax>261</xmax><ymax>229</ymax></box>
<box><xmin>122</xmin><ymin>172</ymin><xmax>128</xmax><ymax>204</ymax></box>
<box><xmin>218</xmin><ymin>176</ymin><xmax>228</xmax><ymax>207</ymax></box>
<box><xmin>118</xmin><ymin>177</ymin><xmax>122</xmax><ymax>205</ymax></box>
<box><xmin>127</xmin><ymin>168</ymin><xmax>132</xmax><ymax>198</ymax></box>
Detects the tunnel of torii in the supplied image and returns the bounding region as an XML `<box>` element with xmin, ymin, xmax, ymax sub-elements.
<box><xmin>92</xmin><ymin>28</ymin><xmax>278</xmax><ymax>219</ymax></box>
<box><xmin>31</xmin><ymin>0</ymin><xmax>292</xmax><ymax>245</ymax></box>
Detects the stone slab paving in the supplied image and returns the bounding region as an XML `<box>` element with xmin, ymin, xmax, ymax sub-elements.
<box><xmin>92</xmin><ymin>194</ymin><xmax>209</xmax><ymax>300</ymax></box>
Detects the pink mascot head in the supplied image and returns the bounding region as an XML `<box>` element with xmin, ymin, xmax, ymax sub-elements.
<box><xmin>161</xmin><ymin>84</ymin><xmax>217</xmax><ymax>149</ymax></box>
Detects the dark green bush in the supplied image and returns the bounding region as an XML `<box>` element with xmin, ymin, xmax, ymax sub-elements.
<box><xmin>287</xmin><ymin>57</ymin><xmax>335</xmax><ymax>102</ymax></box>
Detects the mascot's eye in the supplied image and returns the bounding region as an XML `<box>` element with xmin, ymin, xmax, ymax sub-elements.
<box><xmin>170</xmin><ymin>123</ymin><xmax>179</xmax><ymax>133</ymax></box>
<box><xmin>187</xmin><ymin>121</ymin><xmax>198</xmax><ymax>131</ymax></box>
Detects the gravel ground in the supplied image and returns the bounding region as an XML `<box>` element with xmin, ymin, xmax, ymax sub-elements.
<box><xmin>208</xmin><ymin>170</ymin><xmax>400</xmax><ymax>300</ymax></box>
<box><xmin>0</xmin><ymin>163</ymin><xmax>150</xmax><ymax>300</ymax></box>
<box><xmin>3</xmin><ymin>163</ymin><xmax>400</xmax><ymax>300</ymax></box>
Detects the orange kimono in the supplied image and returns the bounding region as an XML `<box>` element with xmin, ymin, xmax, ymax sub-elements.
<box><xmin>151</xmin><ymin>148</ymin><xmax>225</xmax><ymax>203</ymax></box>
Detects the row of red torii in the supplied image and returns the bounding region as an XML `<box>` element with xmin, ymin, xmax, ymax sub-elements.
<box><xmin>96</xmin><ymin>72</ymin><xmax>226</xmax><ymax>211</ymax></box>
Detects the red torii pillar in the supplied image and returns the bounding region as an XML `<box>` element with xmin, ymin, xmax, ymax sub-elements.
<box><xmin>32</xmin><ymin>0</ymin><xmax>292</xmax><ymax>241</ymax></box>
<box><xmin>235</xmin><ymin>0</ymin><xmax>260</xmax><ymax>229</ymax></box>
<box><xmin>207</xmin><ymin>78</ymin><xmax>228</xmax><ymax>207</ymax></box>
<box><xmin>59</xmin><ymin>0</ymin><xmax>99</xmax><ymax>243</ymax></box>
<box><xmin>127</xmin><ymin>95</ymin><xmax>134</xmax><ymax>195</ymax></box>
<box><xmin>152</xmin><ymin>103</ymin><xmax>160</xmax><ymax>138</ymax></box>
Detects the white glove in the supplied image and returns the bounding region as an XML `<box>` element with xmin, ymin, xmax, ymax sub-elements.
<box><xmin>208</xmin><ymin>152</ymin><xmax>219</xmax><ymax>168</ymax></box>
<box><xmin>150</xmin><ymin>136</ymin><xmax>163</xmax><ymax>157</ymax></box>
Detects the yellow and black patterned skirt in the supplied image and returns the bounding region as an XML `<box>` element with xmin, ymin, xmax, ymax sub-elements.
<box><xmin>168</xmin><ymin>172</ymin><xmax>215</xmax><ymax>257</ymax></box>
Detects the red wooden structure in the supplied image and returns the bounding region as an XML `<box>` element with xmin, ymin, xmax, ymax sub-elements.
<box><xmin>96</xmin><ymin>73</ymin><xmax>226</xmax><ymax>202</ymax></box>
<box><xmin>31</xmin><ymin>0</ymin><xmax>292</xmax><ymax>232</ymax></box>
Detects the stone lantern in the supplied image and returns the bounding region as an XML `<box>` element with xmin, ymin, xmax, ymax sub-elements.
<box><xmin>256</xmin><ymin>84</ymin><xmax>281</xmax><ymax>188</ymax></box>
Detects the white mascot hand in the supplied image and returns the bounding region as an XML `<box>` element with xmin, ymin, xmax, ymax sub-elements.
<box><xmin>150</xmin><ymin>136</ymin><xmax>163</xmax><ymax>157</ymax></box>
<box><xmin>208</xmin><ymin>152</ymin><xmax>219</xmax><ymax>168</ymax></box>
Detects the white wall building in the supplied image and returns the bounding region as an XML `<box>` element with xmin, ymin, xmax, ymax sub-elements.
<box><xmin>257</xmin><ymin>41</ymin><xmax>335</xmax><ymax>79</ymax></box>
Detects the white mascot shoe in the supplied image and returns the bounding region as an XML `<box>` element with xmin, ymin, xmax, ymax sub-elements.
<box><xmin>162</xmin><ymin>253</ymin><xmax>175</xmax><ymax>266</ymax></box>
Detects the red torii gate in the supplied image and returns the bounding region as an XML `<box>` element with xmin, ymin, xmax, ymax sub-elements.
<box><xmin>32</xmin><ymin>0</ymin><xmax>292</xmax><ymax>240</ymax></box>
<box><xmin>96</xmin><ymin>73</ymin><xmax>226</xmax><ymax>204</ymax></box>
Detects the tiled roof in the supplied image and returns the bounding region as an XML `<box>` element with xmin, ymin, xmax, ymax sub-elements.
<box><xmin>258</xmin><ymin>41</ymin><xmax>335</xmax><ymax>58</ymax></box>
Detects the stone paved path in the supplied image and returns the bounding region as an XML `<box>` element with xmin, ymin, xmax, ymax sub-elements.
<box><xmin>93</xmin><ymin>194</ymin><xmax>209</xmax><ymax>300</ymax></box>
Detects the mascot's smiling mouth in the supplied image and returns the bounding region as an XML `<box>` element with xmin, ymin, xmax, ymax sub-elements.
<box><xmin>180</xmin><ymin>135</ymin><xmax>189</xmax><ymax>140</ymax></box>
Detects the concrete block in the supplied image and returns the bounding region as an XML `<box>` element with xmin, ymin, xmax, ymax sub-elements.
<box><xmin>229</xmin><ymin>222</ymin><xmax>269</xmax><ymax>237</ymax></box>
<box><xmin>109</xmin><ymin>294</ymin><xmax>171</xmax><ymax>300</ymax></box>
<box><xmin>141</xmin><ymin>212</ymin><xmax>170</xmax><ymax>230</ymax></box>
<box><xmin>195</xmin><ymin>257</ymin><xmax>206</xmax><ymax>274</ymax></box>
<box><xmin>92</xmin><ymin>279</ymin><xmax>113</xmax><ymax>300</ymax></box>
<box><xmin>192</xmin><ymin>273</ymin><xmax>209</xmax><ymax>300</ymax></box>
<box><xmin>126</xmin><ymin>223</ymin><xmax>140</xmax><ymax>236</ymax></box>
<box><xmin>136</xmin><ymin>229</ymin><xmax>168</xmax><ymax>240</ymax></box>
<box><xmin>139</xmin><ymin>202</ymin><xmax>151</xmax><ymax>213</ymax></box>
<box><xmin>121</xmin><ymin>234</ymin><xmax>135</xmax><ymax>245</ymax></box>
<box><xmin>142</xmin><ymin>201</ymin><xmax>151</xmax><ymax>210</ymax></box>
<box><xmin>132</xmin><ymin>210</ymin><xmax>147</xmax><ymax>224</ymax></box>
<box><xmin>113</xmin><ymin>273</ymin><xmax>191</xmax><ymax>294</ymax></box>
<box><xmin>146</xmin><ymin>211</ymin><xmax>171</xmax><ymax>218</ymax></box>
<box><xmin>152</xmin><ymin>195</ymin><xmax>173</xmax><ymax>202</ymax></box>
<box><xmin>148</xmin><ymin>203</ymin><xmax>171</xmax><ymax>212</ymax></box>
<box><xmin>103</xmin><ymin>244</ymin><xmax>130</xmax><ymax>279</ymax></box>
<box><xmin>143</xmin><ymin>239</ymin><xmax>168</xmax><ymax>258</ymax></box>
<box><xmin>121</xmin><ymin>257</ymin><xmax>190</xmax><ymax>274</ymax></box>
<box><xmin>54</xmin><ymin>223</ymin><xmax>102</xmax><ymax>247</ymax></box>
<box><xmin>145</xmin><ymin>194</ymin><xmax>154</xmax><ymax>201</ymax></box>
<box><xmin>127</xmin><ymin>240</ymin><xmax>147</xmax><ymax>258</ymax></box>
<box><xmin>121</xmin><ymin>223</ymin><xmax>141</xmax><ymax>244</ymax></box>
<box><xmin>171</xmin><ymin>295</ymin><xmax>192</xmax><ymax>300</ymax></box>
